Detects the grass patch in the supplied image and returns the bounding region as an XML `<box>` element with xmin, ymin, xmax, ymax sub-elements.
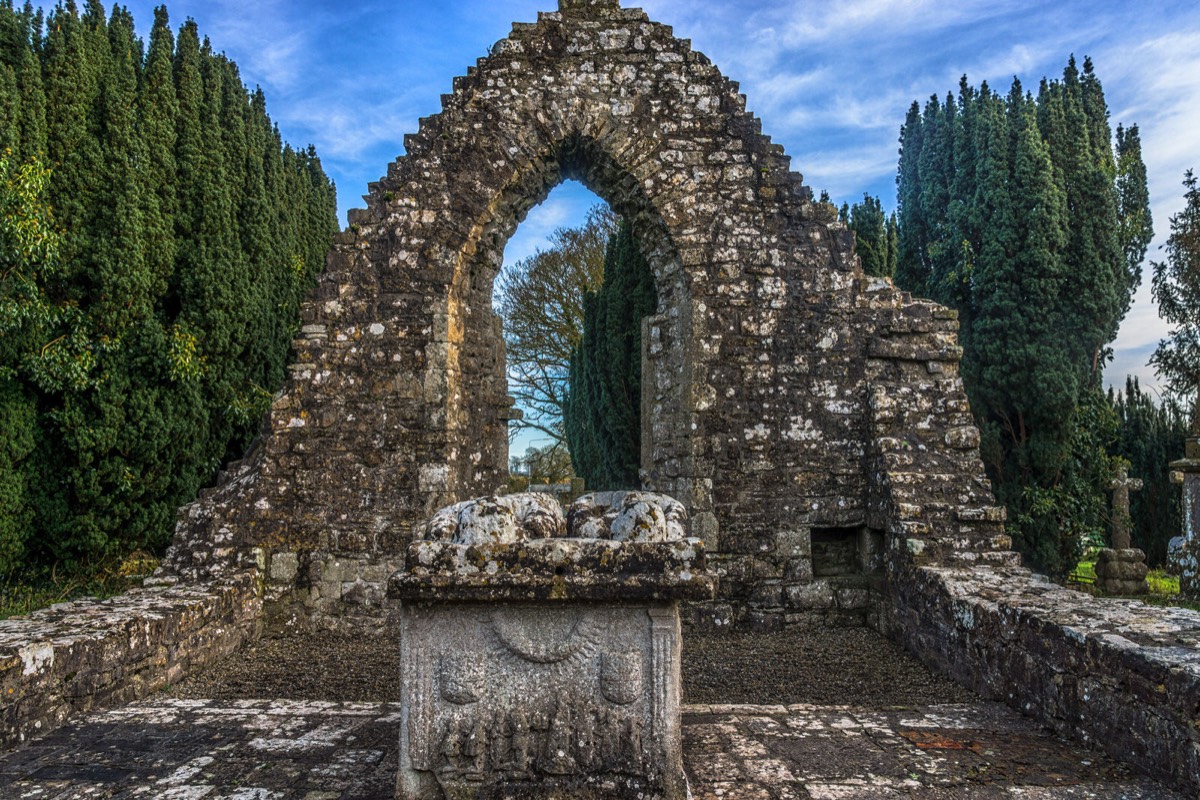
<box><xmin>1069</xmin><ymin>561</ymin><xmax>1200</xmax><ymax>611</ymax></box>
<box><xmin>1146</xmin><ymin>569</ymin><xmax>1180</xmax><ymax>595</ymax></box>
<box><xmin>1069</xmin><ymin>560</ymin><xmax>1097</xmax><ymax>585</ymax></box>
<box><xmin>0</xmin><ymin>551</ymin><xmax>159</xmax><ymax>620</ymax></box>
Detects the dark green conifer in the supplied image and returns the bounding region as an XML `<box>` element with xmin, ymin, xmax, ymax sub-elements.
<box><xmin>1115</xmin><ymin>123</ymin><xmax>1152</xmax><ymax>319</ymax></box>
<box><xmin>845</xmin><ymin>193</ymin><xmax>889</xmax><ymax>277</ymax></box>
<box><xmin>565</xmin><ymin>220</ymin><xmax>656</xmax><ymax>489</ymax></box>
<box><xmin>894</xmin><ymin>57</ymin><xmax>1143</xmax><ymax>576</ymax></box>
<box><xmin>1150</xmin><ymin>170</ymin><xmax>1200</xmax><ymax>398</ymax></box>
<box><xmin>895</xmin><ymin>101</ymin><xmax>927</xmax><ymax>295</ymax></box>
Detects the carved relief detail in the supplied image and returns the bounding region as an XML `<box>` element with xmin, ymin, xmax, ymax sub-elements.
<box><xmin>433</xmin><ymin>698</ymin><xmax>646</xmax><ymax>779</ymax></box>
<box><xmin>439</xmin><ymin>653</ymin><xmax>483</xmax><ymax>705</ymax></box>
<box><xmin>490</xmin><ymin>607</ymin><xmax>597</xmax><ymax>664</ymax></box>
<box><xmin>599</xmin><ymin>651</ymin><xmax>642</xmax><ymax>706</ymax></box>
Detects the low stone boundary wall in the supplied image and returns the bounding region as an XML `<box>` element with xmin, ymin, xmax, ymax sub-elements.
<box><xmin>0</xmin><ymin>571</ymin><xmax>262</xmax><ymax>750</ymax></box>
<box><xmin>887</xmin><ymin>564</ymin><xmax>1200</xmax><ymax>794</ymax></box>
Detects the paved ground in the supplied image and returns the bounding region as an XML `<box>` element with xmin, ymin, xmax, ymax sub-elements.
<box><xmin>0</xmin><ymin>698</ymin><xmax>1179</xmax><ymax>799</ymax></box>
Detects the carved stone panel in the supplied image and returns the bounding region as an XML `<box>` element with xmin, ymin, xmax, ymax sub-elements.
<box><xmin>397</xmin><ymin>601</ymin><xmax>684</xmax><ymax>799</ymax></box>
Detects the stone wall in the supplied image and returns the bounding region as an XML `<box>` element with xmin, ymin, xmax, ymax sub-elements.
<box><xmin>0</xmin><ymin>572</ymin><xmax>261</xmax><ymax>750</ymax></box>
<box><xmin>886</xmin><ymin>564</ymin><xmax>1200</xmax><ymax>795</ymax></box>
<box><xmin>154</xmin><ymin>0</ymin><xmax>1007</xmax><ymax>632</ymax></box>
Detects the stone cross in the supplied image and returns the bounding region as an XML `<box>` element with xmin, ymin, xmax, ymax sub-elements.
<box><xmin>1109</xmin><ymin>464</ymin><xmax>1143</xmax><ymax>551</ymax></box>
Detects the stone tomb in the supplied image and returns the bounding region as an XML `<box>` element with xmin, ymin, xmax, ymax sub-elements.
<box><xmin>389</xmin><ymin>492</ymin><xmax>713</xmax><ymax>799</ymax></box>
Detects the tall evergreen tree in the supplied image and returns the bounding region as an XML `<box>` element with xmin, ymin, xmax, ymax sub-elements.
<box><xmin>895</xmin><ymin>101</ymin><xmax>928</xmax><ymax>296</ymax></box>
<box><xmin>1115</xmin><ymin>124</ymin><xmax>1153</xmax><ymax>320</ymax></box>
<box><xmin>844</xmin><ymin>193</ymin><xmax>891</xmax><ymax>277</ymax></box>
<box><xmin>565</xmin><ymin>220</ymin><xmax>656</xmax><ymax>490</ymax></box>
<box><xmin>894</xmin><ymin>57</ymin><xmax>1147</xmax><ymax>575</ymax></box>
<box><xmin>1112</xmin><ymin>378</ymin><xmax>1187</xmax><ymax>565</ymax></box>
<box><xmin>0</xmin><ymin>152</ymin><xmax>61</xmax><ymax>576</ymax></box>
<box><xmin>0</xmin><ymin>2</ymin><xmax>338</xmax><ymax>570</ymax></box>
<box><xmin>1150</xmin><ymin>170</ymin><xmax>1200</xmax><ymax>401</ymax></box>
<box><xmin>14</xmin><ymin>8</ymin><xmax>45</xmax><ymax>162</ymax></box>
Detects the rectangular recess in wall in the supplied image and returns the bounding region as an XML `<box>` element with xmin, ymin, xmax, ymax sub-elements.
<box><xmin>811</xmin><ymin>527</ymin><xmax>861</xmax><ymax>577</ymax></box>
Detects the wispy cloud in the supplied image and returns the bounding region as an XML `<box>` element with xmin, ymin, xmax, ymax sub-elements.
<box><xmin>503</xmin><ymin>183</ymin><xmax>605</xmax><ymax>267</ymax></box>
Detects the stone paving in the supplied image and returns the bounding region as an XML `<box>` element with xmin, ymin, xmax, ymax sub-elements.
<box><xmin>0</xmin><ymin>698</ymin><xmax>1180</xmax><ymax>799</ymax></box>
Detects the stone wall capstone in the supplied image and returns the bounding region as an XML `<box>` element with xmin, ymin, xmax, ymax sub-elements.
<box><xmin>885</xmin><ymin>563</ymin><xmax>1200</xmax><ymax>795</ymax></box>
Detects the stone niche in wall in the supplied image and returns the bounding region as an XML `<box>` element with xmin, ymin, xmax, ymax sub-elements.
<box><xmin>811</xmin><ymin>527</ymin><xmax>885</xmax><ymax>577</ymax></box>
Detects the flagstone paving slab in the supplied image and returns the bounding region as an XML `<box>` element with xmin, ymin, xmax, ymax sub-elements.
<box><xmin>0</xmin><ymin>699</ymin><xmax>1181</xmax><ymax>799</ymax></box>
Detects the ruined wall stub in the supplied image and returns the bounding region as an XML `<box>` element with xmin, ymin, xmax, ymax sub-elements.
<box><xmin>161</xmin><ymin>0</ymin><xmax>1015</xmax><ymax>629</ymax></box>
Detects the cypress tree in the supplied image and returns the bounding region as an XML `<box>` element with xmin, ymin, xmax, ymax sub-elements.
<box><xmin>1115</xmin><ymin>123</ymin><xmax>1152</xmax><ymax>319</ymax></box>
<box><xmin>14</xmin><ymin>4</ymin><xmax>44</xmax><ymax>161</ymax></box>
<box><xmin>42</xmin><ymin>0</ymin><xmax>103</xmax><ymax>293</ymax></box>
<box><xmin>0</xmin><ymin>61</ymin><xmax>17</xmax><ymax>152</ymax></box>
<box><xmin>1047</xmin><ymin>57</ymin><xmax>1123</xmax><ymax>377</ymax></box>
<box><xmin>845</xmin><ymin>193</ymin><xmax>889</xmax><ymax>277</ymax></box>
<box><xmin>0</xmin><ymin>4</ymin><xmax>337</xmax><ymax>570</ymax></box>
<box><xmin>0</xmin><ymin>152</ymin><xmax>60</xmax><ymax>576</ymax></box>
<box><xmin>1150</xmin><ymin>170</ymin><xmax>1200</xmax><ymax>398</ymax></box>
<box><xmin>894</xmin><ymin>57</ymin><xmax>1142</xmax><ymax>576</ymax></box>
<box><xmin>140</xmin><ymin>5</ymin><xmax>177</xmax><ymax>306</ymax></box>
<box><xmin>895</xmin><ymin>101</ymin><xmax>927</xmax><ymax>296</ymax></box>
<box><xmin>1112</xmin><ymin>378</ymin><xmax>1187</xmax><ymax>566</ymax></box>
<box><xmin>884</xmin><ymin>212</ymin><xmax>898</xmax><ymax>278</ymax></box>
<box><xmin>565</xmin><ymin>220</ymin><xmax>655</xmax><ymax>489</ymax></box>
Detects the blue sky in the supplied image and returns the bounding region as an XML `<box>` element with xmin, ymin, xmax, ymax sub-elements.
<box><xmin>54</xmin><ymin>0</ymin><xmax>1200</xmax><ymax>431</ymax></box>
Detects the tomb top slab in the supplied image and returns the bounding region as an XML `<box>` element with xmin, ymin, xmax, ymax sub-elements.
<box><xmin>390</xmin><ymin>538</ymin><xmax>714</xmax><ymax>603</ymax></box>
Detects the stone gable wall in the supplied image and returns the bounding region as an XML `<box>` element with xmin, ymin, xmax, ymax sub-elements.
<box><xmin>159</xmin><ymin>0</ymin><xmax>1006</xmax><ymax>630</ymax></box>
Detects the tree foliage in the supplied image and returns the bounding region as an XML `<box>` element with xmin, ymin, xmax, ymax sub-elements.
<box><xmin>496</xmin><ymin>205</ymin><xmax>614</xmax><ymax>444</ymax></box>
<box><xmin>0</xmin><ymin>1</ymin><xmax>337</xmax><ymax>577</ymax></box>
<box><xmin>894</xmin><ymin>57</ymin><xmax>1150</xmax><ymax>575</ymax></box>
<box><xmin>1150</xmin><ymin>170</ymin><xmax>1200</xmax><ymax>401</ymax></box>
<box><xmin>839</xmin><ymin>193</ymin><xmax>896</xmax><ymax>277</ymax></box>
<box><xmin>564</xmin><ymin>219</ymin><xmax>656</xmax><ymax>490</ymax></box>
<box><xmin>510</xmin><ymin>441</ymin><xmax>574</xmax><ymax>486</ymax></box>
<box><xmin>1111</xmin><ymin>378</ymin><xmax>1187</xmax><ymax>566</ymax></box>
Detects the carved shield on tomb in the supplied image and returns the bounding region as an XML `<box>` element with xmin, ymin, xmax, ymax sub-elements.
<box><xmin>440</xmin><ymin>653</ymin><xmax>483</xmax><ymax>705</ymax></box>
<box><xmin>599</xmin><ymin>651</ymin><xmax>642</xmax><ymax>706</ymax></box>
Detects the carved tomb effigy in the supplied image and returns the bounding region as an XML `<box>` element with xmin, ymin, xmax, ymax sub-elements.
<box><xmin>388</xmin><ymin>491</ymin><xmax>713</xmax><ymax>799</ymax></box>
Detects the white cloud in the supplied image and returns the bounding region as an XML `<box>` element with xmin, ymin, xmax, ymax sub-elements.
<box><xmin>502</xmin><ymin>183</ymin><xmax>605</xmax><ymax>269</ymax></box>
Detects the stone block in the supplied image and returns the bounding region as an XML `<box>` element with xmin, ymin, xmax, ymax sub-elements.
<box><xmin>744</xmin><ymin>609</ymin><xmax>784</xmax><ymax>632</ymax></box>
<box><xmin>748</xmin><ymin>582</ymin><xmax>783</xmax><ymax>609</ymax></box>
<box><xmin>835</xmin><ymin>587</ymin><xmax>873</xmax><ymax>611</ymax></box>
<box><xmin>268</xmin><ymin>552</ymin><xmax>298</xmax><ymax>584</ymax></box>
<box><xmin>774</xmin><ymin>529</ymin><xmax>811</xmax><ymax>558</ymax></box>
<box><xmin>783</xmin><ymin>557</ymin><xmax>813</xmax><ymax>582</ymax></box>
<box><xmin>785</xmin><ymin>581</ymin><xmax>834</xmax><ymax>611</ymax></box>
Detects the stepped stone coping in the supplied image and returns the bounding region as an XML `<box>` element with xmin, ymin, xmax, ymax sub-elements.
<box><xmin>0</xmin><ymin>571</ymin><xmax>262</xmax><ymax>751</ymax></box>
<box><xmin>893</xmin><ymin>564</ymin><xmax>1200</xmax><ymax>795</ymax></box>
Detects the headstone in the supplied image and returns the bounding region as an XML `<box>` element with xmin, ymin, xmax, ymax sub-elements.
<box><xmin>389</xmin><ymin>492</ymin><xmax>714</xmax><ymax>799</ymax></box>
<box><xmin>1094</xmin><ymin>464</ymin><xmax>1148</xmax><ymax>595</ymax></box>
<box><xmin>1171</xmin><ymin>386</ymin><xmax>1200</xmax><ymax>598</ymax></box>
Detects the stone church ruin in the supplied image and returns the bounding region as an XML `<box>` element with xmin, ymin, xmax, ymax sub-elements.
<box><xmin>160</xmin><ymin>0</ymin><xmax>1009</xmax><ymax>633</ymax></box>
<box><xmin>3</xmin><ymin>0</ymin><xmax>1197</xmax><ymax>796</ymax></box>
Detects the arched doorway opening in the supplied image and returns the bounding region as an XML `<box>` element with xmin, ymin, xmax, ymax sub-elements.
<box><xmin>443</xmin><ymin>134</ymin><xmax>695</xmax><ymax>507</ymax></box>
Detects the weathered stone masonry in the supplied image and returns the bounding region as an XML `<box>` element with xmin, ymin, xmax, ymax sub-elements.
<box><xmin>0</xmin><ymin>573</ymin><xmax>260</xmax><ymax>751</ymax></box>
<box><xmin>157</xmin><ymin>0</ymin><xmax>1008</xmax><ymax>632</ymax></box>
<box><xmin>3</xmin><ymin>3</ymin><xmax>1200</xmax><ymax>796</ymax></box>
